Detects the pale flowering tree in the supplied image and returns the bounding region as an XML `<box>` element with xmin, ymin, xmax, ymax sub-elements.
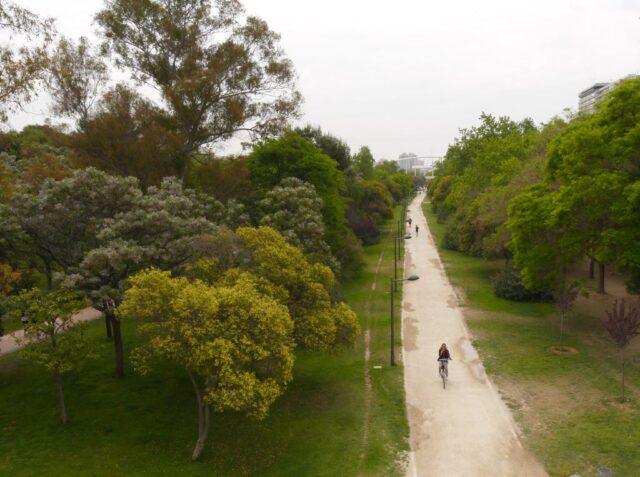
<box><xmin>260</xmin><ymin>177</ymin><xmax>338</xmax><ymax>273</ymax></box>
<box><xmin>0</xmin><ymin>168</ymin><xmax>142</xmax><ymax>289</ymax></box>
<box><xmin>67</xmin><ymin>178</ymin><xmax>220</xmax><ymax>378</ymax></box>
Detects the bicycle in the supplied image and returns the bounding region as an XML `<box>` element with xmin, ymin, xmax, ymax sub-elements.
<box><xmin>438</xmin><ymin>358</ymin><xmax>449</xmax><ymax>389</ymax></box>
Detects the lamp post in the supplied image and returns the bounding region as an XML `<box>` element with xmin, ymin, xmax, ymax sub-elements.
<box><xmin>389</xmin><ymin>274</ymin><xmax>420</xmax><ymax>366</ymax></box>
<box><xmin>394</xmin><ymin>234</ymin><xmax>413</xmax><ymax>291</ymax></box>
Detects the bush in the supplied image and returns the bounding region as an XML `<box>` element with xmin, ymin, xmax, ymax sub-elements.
<box><xmin>493</xmin><ymin>266</ymin><xmax>553</xmax><ymax>302</ymax></box>
<box><xmin>346</xmin><ymin>207</ymin><xmax>380</xmax><ymax>245</ymax></box>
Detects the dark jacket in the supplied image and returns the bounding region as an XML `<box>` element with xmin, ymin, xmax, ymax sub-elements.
<box><xmin>438</xmin><ymin>349</ymin><xmax>451</xmax><ymax>360</ymax></box>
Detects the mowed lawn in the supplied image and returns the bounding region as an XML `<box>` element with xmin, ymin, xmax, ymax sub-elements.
<box><xmin>0</xmin><ymin>213</ymin><xmax>409</xmax><ymax>477</ymax></box>
<box><xmin>423</xmin><ymin>200</ymin><xmax>640</xmax><ymax>477</ymax></box>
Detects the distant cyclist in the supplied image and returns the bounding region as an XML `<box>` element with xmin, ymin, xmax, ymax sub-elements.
<box><xmin>415</xmin><ymin>224</ymin><xmax>419</xmax><ymax>236</ymax></box>
<box><xmin>438</xmin><ymin>343</ymin><xmax>452</xmax><ymax>377</ymax></box>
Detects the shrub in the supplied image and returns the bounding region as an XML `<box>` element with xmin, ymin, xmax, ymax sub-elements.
<box><xmin>493</xmin><ymin>266</ymin><xmax>553</xmax><ymax>302</ymax></box>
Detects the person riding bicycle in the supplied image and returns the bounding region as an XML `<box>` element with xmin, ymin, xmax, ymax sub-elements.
<box><xmin>438</xmin><ymin>343</ymin><xmax>452</xmax><ymax>377</ymax></box>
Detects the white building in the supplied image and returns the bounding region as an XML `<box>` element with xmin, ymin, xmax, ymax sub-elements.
<box><xmin>395</xmin><ymin>155</ymin><xmax>443</xmax><ymax>175</ymax></box>
<box><xmin>579</xmin><ymin>74</ymin><xmax>638</xmax><ymax>114</ymax></box>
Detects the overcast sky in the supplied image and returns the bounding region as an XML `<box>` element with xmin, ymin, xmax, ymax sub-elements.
<box><xmin>7</xmin><ymin>0</ymin><xmax>640</xmax><ymax>161</ymax></box>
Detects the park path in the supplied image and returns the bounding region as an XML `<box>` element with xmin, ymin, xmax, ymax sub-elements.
<box><xmin>0</xmin><ymin>307</ymin><xmax>102</xmax><ymax>356</ymax></box>
<box><xmin>402</xmin><ymin>192</ymin><xmax>548</xmax><ymax>477</ymax></box>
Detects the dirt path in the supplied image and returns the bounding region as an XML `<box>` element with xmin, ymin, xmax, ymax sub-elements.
<box><xmin>402</xmin><ymin>192</ymin><xmax>548</xmax><ymax>477</ymax></box>
<box><xmin>0</xmin><ymin>307</ymin><xmax>102</xmax><ymax>356</ymax></box>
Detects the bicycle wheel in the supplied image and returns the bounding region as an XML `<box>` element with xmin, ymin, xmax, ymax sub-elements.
<box><xmin>440</xmin><ymin>368</ymin><xmax>446</xmax><ymax>389</ymax></box>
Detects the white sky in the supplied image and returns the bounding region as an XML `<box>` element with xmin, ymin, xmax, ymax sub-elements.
<box><xmin>6</xmin><ymin>0</ymin><xmax>640</xmax><ymax>161</ymax></box>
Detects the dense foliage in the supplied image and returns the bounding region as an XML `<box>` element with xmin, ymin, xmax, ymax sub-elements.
<box><xmin>431</xmin><ymin>78</ymin><xmax>640</xmax><ymax>298</ymax></box>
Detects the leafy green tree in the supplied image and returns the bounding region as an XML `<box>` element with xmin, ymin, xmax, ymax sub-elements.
<box><xmin>260</xmin><ymin>177</ymin><xmax>338</xmax><ymax>272</ymax></box>
<box><xmin>118</xmin><ymin>269</ymin><xmax>295</xmax><ymax>460</ymax></box>
<box><xmin>349</xmin><ymin>180</ymin><xmax>393</xmax><ymax>226</ymax></box>
<box><xmin>385</xmin><ymin>173</ymin><xmax>414</xmax><ymax>202</ymax></box>
<box><xmin>96</xmin><ymin>0</ymin><xmax>301</xmax><ymax>175</ymax></box>
<box><xmin>296</xmin><ymin>125</ymin><xmax>351</xmax><ymax>171</ymax></box>
<box><xmin>507</xmin><ymin>184</ymin><xmax>578</xmax><ymax>291</ymax></box>
<box><xmin>352</xmin><ymin>146</ymin><xmax>374</xmax><ymax>179</ymax></box>
<box><xmin>544</xmin><ymin>79</ymin><xmax>640</xmax><ymax>292</ymax></box>
<box><xmin>248</xmin><ymin>131</ymin><xmax>350</xmax><ymax>264</ymax></box>
<box><xmin>9</xmin><ymin>288</ymin><xmax>91</xmax><ymax>424</ymax></box>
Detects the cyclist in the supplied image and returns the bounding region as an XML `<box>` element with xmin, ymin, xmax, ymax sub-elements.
<box><xmin>437</xmin><ymin>343</ymin><xmax>452</xmax><ymax>377</ymax></box>
<box><xmin>415</xmin><ymin>224</ymin><xmax>419</xmax><ymax>236</ymax></box>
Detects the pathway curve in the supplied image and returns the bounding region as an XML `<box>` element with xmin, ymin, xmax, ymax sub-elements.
<box><xmin>402</xmin><ymin>192</ymin><xmax>548</xmax><ymax>477</ymax></box>
<box><xmin>0</xmin><ymin>307</ymin><xmax>102</xmax><ymax>356</ymax></box>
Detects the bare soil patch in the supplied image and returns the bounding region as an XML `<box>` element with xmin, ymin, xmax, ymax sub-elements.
<box><xmin>547</xmin><ymin>346</ymin><xmax>578</xmax><ymax>355</ymax></box>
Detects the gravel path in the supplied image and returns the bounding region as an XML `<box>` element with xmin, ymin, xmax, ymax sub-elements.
<box><xmin>0</xmin><ymin>307</ymin><xmax>102</xmax><ymax>356</ymax></box>
<box><xmin>402</xmin><ymin>192</ymin><xmax>548</xmax><ymax>477</ymax></box>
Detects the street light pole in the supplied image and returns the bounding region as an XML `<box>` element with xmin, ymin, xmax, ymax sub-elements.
<box><xmin>390</xmin><ymin>277</ymin><xmax>395</xmax><ymax>366</ymax></box>
<box><xmin>389</xmin><ymin>274</ymin><xmax>420</xmax><ymax>366</ymax></box>
<box><xmin>393</xmin><ymin>238</ymin><xmax>397</xmax><ymax>290</ymax></box>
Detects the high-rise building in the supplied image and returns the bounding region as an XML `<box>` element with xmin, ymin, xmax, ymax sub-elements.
<box><xmin>579</xmin><ymin>74</ymin><xmax>638</xmax><ymax>114</ymax></box>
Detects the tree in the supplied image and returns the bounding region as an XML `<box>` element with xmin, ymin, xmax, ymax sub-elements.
<box><xmin>507</xmin><ymin>184</ymin><xmax>579</xmax><ymax>291</ymax></box>
<box><xmin>96</xmin><ymin>0</ymin><xmax>301</xmax><ymax>175</ymax></box>
<box><xmin>47</xmin><ymin>36</ymin><xmax>108</xmax><ymax>130</ymax></box>
<box><xmin>67</xmin><ymin>178</ymin><xmax>219</xmax><ymax>378</ymax></box>
<box><xmin>260</xmin><ymin>177</ymin><xmax>338</xmax><ymax>272</ymax></box>
<box><xmin>234</xmin><ymin>227</ymin><xmax>359</xmax><ymax>349</ymax></box>
<box><xmin>9</xmin><ymin>288</ymin><xmax>91</xmax><ymax>424</ymax></box>
<box><xmin>65</xmin><ymin>85</ymin><xmax>187</xmax><ymax>187</ymax></box>
<box><xmin>185</xmin><ymin>155</ymin><xmax>253</xmax><ymax>203</ymax></box>
<box><xmin>352</xmin><ymin>146</ymin><xmax>374</xmax><ymax>179</ymax></box>
<box><xmin>604</xmin><ymin>299</ymin><xmax>640</xmax><ymax>402</ymax></box>
<box><xmin>192</xmin><ymin>226</ymin><xmax>360</xmax><ymax>350</ymax></box>
<box><xmin>296</xmin><ymin>125</ymin><xmax>351</xmax><ymax>171</ymax></box>
<box><xmin>554</xmin><ymin>280</ymin><xmax>580</xmax><ymax>350</ymax></box>
<box><xmin>0</xmin><ymin>168</ymin><xmax>142</xmax><ymax>289</ymax></box>
<box><xmin>0</xmin><ymin>262</ymin><xmax>21</xmax><ymax>335</ymax></box>
<box><xmin>0</xmin><ymin>1</ymin><xmax>54</xmax><ymax>121</ymax></box>
<box><xmin>248</xmin><ymin>132</ymin><xmax>349</xmax><ymax>263</ymax></box>
<box><xmin>118</xmin><ymin>269</ymin><xmax>295</xmax><ymax>460</ymax></box>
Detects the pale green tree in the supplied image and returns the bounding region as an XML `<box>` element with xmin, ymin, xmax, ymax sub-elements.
<box><xmin>10</xmin><ymin>288</ymin><xmax>91</xmax><ymax>424</ymax></box>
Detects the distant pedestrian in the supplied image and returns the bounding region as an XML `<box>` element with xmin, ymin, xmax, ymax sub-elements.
<box><xmin>408</xmin><ymin>217</ymin><xmax>412</xmax><ymax>226</ymax></box>
<box><xmin>415</xmin><ymin>224</ymin><xmax>419</xmax><ymax>236</ymax></box>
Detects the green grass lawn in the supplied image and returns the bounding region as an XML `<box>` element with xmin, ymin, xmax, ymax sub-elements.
<box><xmin>423</xmin><ymin>200</ymin><xmax>640</xmax><ymax>477</ymax></box>
<box><xmin>0</xmin><ymin>213</ymin><xmax>409</xmax><ymax>477</ymax></box>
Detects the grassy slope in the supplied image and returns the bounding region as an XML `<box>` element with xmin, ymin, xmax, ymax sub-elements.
<box><xmin>0</xmin><ymin>213</ymin><xmax>409</xmax><ymax>477</ymax></box>
<box><xmin>423</xmin><ymin>200</ymin><xmax>640</xmax><ymax>477</ymax></box>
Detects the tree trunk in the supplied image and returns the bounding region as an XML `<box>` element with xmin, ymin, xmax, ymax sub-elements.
<box><xmin>621</xmin><ymin>348</ymin><xmax>625</xmax><ymax>403</ymax></box>
<box><xmin>104</xmin><ymin>312</ymin><xmax>113</xmax><ymax>339</ymax></box>
<box><xmin>111</xmin><ymin>314</ymin><xmax>125</xmax><ymax>378</ymax></box>
<box><xmin>588</xmin><ymin>257</ymin><xmax>595</xmax><ymax>279</ymax></box>
<box><xmin>44</xmin><ymin>260</ymin><xmax>53</xmax><ymax>291</ymax></box>
<box><xmin>55</xmin><ymin>370</ymin><xmax>67</xmax><ymax>424</ymax></box>
<box><xmin>597</xmin><ymin>262</ymin><xmax>605</xmax><ymax>294</ymax></box>
<box><xmin>187</xmin><ymin>370</ymin><xmax>210</xmax><ymax>461</ymax></box>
